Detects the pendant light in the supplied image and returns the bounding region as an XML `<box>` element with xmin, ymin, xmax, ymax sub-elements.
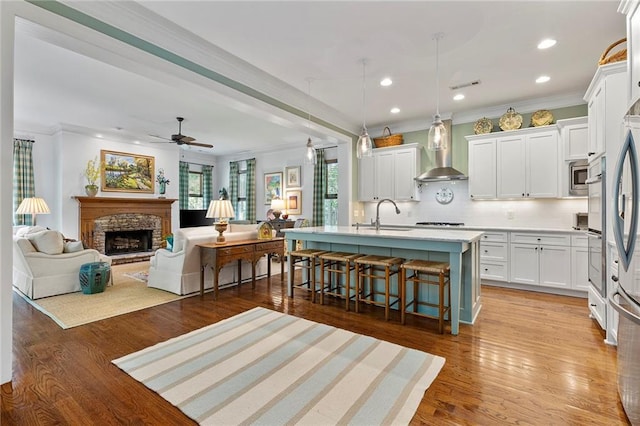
<box><xmin>356</xmin><ymin>59</ymin><xmax>373</xmax><ymax>159</ymax></box>
<box><xmin>428</xmin><ymin>33</ymin><xmax>448</xmax><ymax>151</ymax></box>
<box><xmin>304</xmin><ymin>78</ymin><xmax>317</xmax><ymax>165</ymax></box>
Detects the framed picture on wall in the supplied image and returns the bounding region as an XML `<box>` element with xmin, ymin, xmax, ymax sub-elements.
<box><xmin>264</xmin><ymin>172</ymin><xmax>283</xmax><ymax>204</ymax></box>
<box><xmin>286</xmin><ymin>189</ymin><xmax>302</xmax><ymax>215</ymax></box>
<box><xmin>101</xmin><ymin>150</ymin><xmax>154</xmax><ymax>193</ymax></box>
<box><xmin>285</xmin><ymin>166</ymin><xmax>301</xmax><ymax>187</ymax></box>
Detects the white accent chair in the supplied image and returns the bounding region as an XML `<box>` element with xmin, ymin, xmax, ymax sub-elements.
<box><xmin>147</xmin><ymin>224</ymin><xmax>270</xmax><ymax>295</ymax></box>
<box><xmin>13</xmin><ymin>226</ymin><xmax>112</xmax><ymax>299</ymax></box>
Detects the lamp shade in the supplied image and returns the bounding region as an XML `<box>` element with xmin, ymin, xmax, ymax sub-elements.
<box><xmin>206</xmin><ymin>199</ymin><xmax>235</xmax><ymax>221</ymax></box>
<box><xmin>270</xmin><ymin>198</ymin><xmax>286</xmax><ymax>211</ymax></box>
<box><xmin>16</xmin><ymin>197</ymin><xmax>50</xmax><ymax>215</ymax></box>
<box><xmin>427</xmin><ymin>114</ymin><xmax>448</xmax><ymax>150</ymax></box>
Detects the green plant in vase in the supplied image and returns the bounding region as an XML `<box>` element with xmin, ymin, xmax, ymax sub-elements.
<box><xmin>84</xmin><ymin>157</ymin><xmax>101</xmax><ymax>197</ymax></box>
<box><xmin>156</xmin><ymin>168</ymin><xmax>170</xmax><ymax>197</ymax></box>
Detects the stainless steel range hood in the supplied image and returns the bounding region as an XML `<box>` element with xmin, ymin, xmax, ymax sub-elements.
<box><xmin>414</xmin><ymin>140</ymin><xmax>467</xmax><ymax>182</ymax></box>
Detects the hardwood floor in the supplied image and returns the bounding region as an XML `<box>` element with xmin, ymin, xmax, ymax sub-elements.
<box><xmin>2</xmin><ymin>266</ymin><xmax>630</xmax><ymax>425</ymax></box>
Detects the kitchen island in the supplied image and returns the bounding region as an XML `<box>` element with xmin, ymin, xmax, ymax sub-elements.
<box><xmin>283</xmin><ymin>226</ymin><xmax>484</xmax><ymax>335</ymax></box>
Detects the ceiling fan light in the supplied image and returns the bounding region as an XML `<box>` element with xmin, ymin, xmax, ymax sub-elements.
<box><xmin>305</xmin><ymin>137</ymin><xmax>317</xmax><ymax>165</ymax></box>
<box><xmin>356</xmin><ymin>127</ymin><xmax>373</xmax><ymax>159</ymax></box>
<box><xmin>427</xmin><ymin>114</ymin><xmax>447</xmax><ymax>151</ymax></box>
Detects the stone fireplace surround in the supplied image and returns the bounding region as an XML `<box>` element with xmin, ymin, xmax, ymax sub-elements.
<box><xmin>73</xmin><ymin>197</ymin><xmax>176</xmax><ymax>261</ymax></box>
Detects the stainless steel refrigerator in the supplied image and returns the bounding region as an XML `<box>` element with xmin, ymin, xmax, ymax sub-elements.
<box><xmin>611</xmin><ymin>107</ymin><xmax>640</xmax><ymax>425</ymax></box>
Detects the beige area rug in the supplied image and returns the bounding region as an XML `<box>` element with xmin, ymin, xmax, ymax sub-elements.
<box><xmin>113</xmin><ymin>307</ymin><xmax>445</xmax><ymax>425</ymax></box>
<box><xmin>16</xmin><ymin>262</ymin><xmax>185</xmax><ymax>329</ymax></box>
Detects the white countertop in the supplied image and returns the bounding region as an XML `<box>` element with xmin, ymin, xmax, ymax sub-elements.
<box><xmin>370</xmin><ymin>223</ymin><xmax>587</xmax><ymax>235</ymax></box>
<box><xmin>283</xmin><ymin>225</ymin><xmax>484</xmax><ymax>243</ymax></box>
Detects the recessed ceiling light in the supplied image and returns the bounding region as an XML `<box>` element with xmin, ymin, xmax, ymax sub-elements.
<box><xmin>453</xmin><ymin>94</ymin><xmax>465</xmax><ymax>101</ymax></box>
<box><xmin>380</xmin><ymin>77</ymin><xmax>393</xmax><ymax>87</ymax></box>
<box><xmin>133</xmin><ymin>140</ymin><xmax>140</xmax><ymax>144</ymax></box>
<box><xmin>537</xmin><ymin>39</ymin><xmax>557</xmax><ymax>49</ymax></box>
<box><xmin>390</xmin><ymin>107</ymin><xmax>400</xmax><ymax>114</ymax></box>
<box><xmin>96</xmin><ymin>134</ymin><xmax>103</xmax><ymax>138</ymax></box>
<box><xmin>536</xmin><ymin>75</ymin><xmax>551</xmax><ymax>84</ymax></box>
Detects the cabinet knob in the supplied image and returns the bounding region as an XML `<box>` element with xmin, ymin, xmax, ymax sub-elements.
<box><xmin>470</xmin><ymin>194</ymin><xmax>474</xmax><ymax>198</ymax></box>
<box><xmin>637</xmin><ymin>81</ymin><xmax>640</xmax><ymax>87</ymax></box>
<box><xmin>526</xmin><ymin>193</ymin><xmax>530</xmax><ymax>197</ymax></box>
<box><xmin>484</xmin><ymin>268</ymin><xmax>488</xmax><ymax>271</ymax></box>
<box><xmin>522</xmin><ymin>193</ymin><xmax>525</xmax><ymax>197</ymax></box>
<box><xmin>484</xmin><ymin>249</ymin><xmax>488</xmax><ymax>253</ymax></box>
<box><xmin>612</xmin><ymin>275</ymin><xmax>619</xmax><ymax>282</ymax></box>
<box><xmin>588</xmin><ymin>152</ymin><xmax>595</xmax><ymax>156</ymax></box>
<box><xmin>590</xmin><ymin>304</ymin><xmax>597</xmax><ymax>307</ymax></box>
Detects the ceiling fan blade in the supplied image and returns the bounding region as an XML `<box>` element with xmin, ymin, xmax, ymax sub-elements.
<box><xmin>184</xmin><ymin>141</ymin><xmax>213</xmax><ymax>148</ymax></box>
<box><xmin>179</xmin><ymin>135</ymin><xmax>195</xmax><ymax>143</ymax></box>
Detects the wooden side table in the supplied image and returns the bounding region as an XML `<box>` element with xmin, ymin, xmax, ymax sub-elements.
<box><xmin>198</xmin><ymin>238</ymin><xmax>284</xmax><ymax>299</ymax></box>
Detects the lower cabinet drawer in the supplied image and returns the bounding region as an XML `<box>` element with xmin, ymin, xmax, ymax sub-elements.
<box><xmin>256</xmin><ymin>241</ymin><xmax>283</xmax><ymax>252</ymax></box>
<box><xmin>480</xmin><ymin>242</ymin><xmax>508</xmax><ymax>261</ymax></box>
<box><xmin>480</xmin><ymin>261</ymin><xmax>508</xmax><ymax>282</ymax></box>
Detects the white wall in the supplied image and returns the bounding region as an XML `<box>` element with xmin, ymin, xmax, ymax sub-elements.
<box><xmin>216</xmin><ymin>142</ymin><xmax>352</xmax><ymax>224</ymax></box>
<box><xmin>362</xmin><ymin>180</ymin><xmax>587</xmax><ymax>230</ymax></box>
<box><xmin>27</xmin><ymin>130</ymin><xmax>184</xmax><ymax>238</ymax></box>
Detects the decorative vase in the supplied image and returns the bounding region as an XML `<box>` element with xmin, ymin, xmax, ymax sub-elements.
<box><xmin>159</xmin><ymin>182</ymin><xmax>166</xmax><ymax>195</ymax></box>
<box><xmin>85</xmin><ymin>185</ymin><xmax>98</xmax><ymax>197</ymax></box>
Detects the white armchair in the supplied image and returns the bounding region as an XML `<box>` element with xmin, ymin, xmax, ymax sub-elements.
<box><xmin>13</xmin><ymin>226</ymin><xmax>111</xmax><ymax>299</ymax></box>
<box><xmin>148</xmin><ymin>223</ymin><xmax>269</xmax><ymax>295</ymax></box>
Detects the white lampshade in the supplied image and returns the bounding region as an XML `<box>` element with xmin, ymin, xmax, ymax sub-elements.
<box><xmin>270</xmin><ymin>198</ymin><xmax>286</xmax><ymax>212</ymax></box>
<box><xmin>206</xmin><ymin>199</ymin><xmax>235</xmax><ymax>222</ymax></box>
<box><xmin>16</xmin><ymin>197</ymin><xmax>50</xmax><ymax>225</ymax></box>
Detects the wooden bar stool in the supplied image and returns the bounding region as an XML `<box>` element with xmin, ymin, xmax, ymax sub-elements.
<box><xmin>355</xmin><ymin>255</ymin><xmax>404</xmax><ymax>321</ymax></box>
<box><xmin>319</xmin><ymin>252</ymin><xmax>364</xmax><ymax>310</ymax></box>
<box><xmin>289</xmin><ymin>248</ymin><xmax>327</xmax><ymax>303</ymax></box>
<box><xmin>400</xmin><ymin>259</ymin><xmax>451</xmax><ymax>334</ymax></box>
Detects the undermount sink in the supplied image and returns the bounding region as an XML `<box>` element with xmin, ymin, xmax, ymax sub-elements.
<box><xmin>374</xmin><ymin>227</ymin><xmax>413</xmax><ymax>231</ymax></box>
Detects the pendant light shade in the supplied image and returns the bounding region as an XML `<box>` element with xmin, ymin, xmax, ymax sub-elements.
<box><xmin>427</xmin><ymin>33</ymin><xmax>448</xmax><ymax>151</ymax></box>
<box><xmin>304</xmin><ymin>78</ymin><xmax>317</xmax><ymax>165</ymax></box>
<box><xmin>305</xmin><ymin>137</ymin><xmax>317</xmax><ymax>165</ymax></box>
<box><xmin>356</xmin><ymin>59</ymin><xmax>373</xmax><ymax>159</ymax></box>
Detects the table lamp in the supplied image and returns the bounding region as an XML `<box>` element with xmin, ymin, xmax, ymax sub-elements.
<box><xmin>206</xmin><ymin>199</ymin><xmax>235</xmax><ymax>243</ymax></box>
<box><xmin>16</xmin><ymin>197</ymin><xmax>50</xmax><ymax>225</ymax></box>
<box><xmin>270</xmin><ymin>197</ymin><xmax>286</xmax><ymax>220</ymax></box>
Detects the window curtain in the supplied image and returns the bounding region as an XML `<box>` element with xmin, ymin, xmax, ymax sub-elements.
<box><xmin>312</xmin><ymin>149</ymin><xmax>326</xmax><ymax>226</ymax></box>
<box><xmin>178</xmin><ymin>161</ymin><xmax>189</xmax><ymax>209</ymax></box>
<box><xmin>202</xmin><ymin>165</ymin><xmax>213</xmax><ymax>209</ymax></box>
<box><xmin>246</xmin><ymin>158</ymin><xmax>256</xmax><ymax>223</ymax></box>
<box><xmin>229</xmin><ymin>161</ymin><xmax>239</xmax><ymax>215</ymax></box>
<box><xmin>13</xmin><ymin>139</ymin><xmax>35</xmax><ymax>226</ymax></box>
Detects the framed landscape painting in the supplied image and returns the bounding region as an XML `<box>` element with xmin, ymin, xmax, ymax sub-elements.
<box><xmin>286</xmin><ymin>189</ymin><xmax>302</xmax><ymax>215</ymax></box>
<box><xmin>101</xmin><ymin>150</ymin><xmax>154</xmax><ymax>193</ymax></box>
<box><xmin>264</xmin><ymin>172</ymin><xmax>283</xmax><ymax>204</ymax></box>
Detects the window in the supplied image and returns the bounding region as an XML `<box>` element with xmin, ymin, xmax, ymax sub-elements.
<box><xmin>188</xmin><ymin>171</ymin><xmax>204</xmax><ymax>209</ymax></box>
<box><xmin>324</xmin><ymin>159</ymin><xmax>338</xmax><ymax>226</ymax></box>
<box><xmin>236</xmin><ymin>161</ymin><xmax>248</xmax><ymax>220</ymax></box>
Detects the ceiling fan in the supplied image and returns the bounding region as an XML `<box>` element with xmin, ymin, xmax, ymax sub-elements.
<box><xmin>149</xmin><ymin>117</ymin><xmax>213</xmax><ymax>148</ymax></box>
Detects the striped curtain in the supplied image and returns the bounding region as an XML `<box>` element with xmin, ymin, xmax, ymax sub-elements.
<box><xmin>246</xmin><ymin>158</ymin><xmax>256</xmax><ymax>223</ymax></box>
<box><xmin>179</xmin><ymin>161</ymin><xmax>189</xmax><ymax>209</ymax></box>
<box><xmin>13</xmin><ymin>139</ymin><xmax>35</xmax><ymax>226</ymax></box>
<box><xmin>312</xmin><ymin>149</ymin><xmax>326</xmax><ymax>226</ymax></box>
<box><xmin>229</xmin><ymin>161</ymin><xmax>239</xmax><ymax>215</ymax></box>
<box><xmin>202</xmin><ymin>165</ymin><xmax>213</xmax><ymax>209</ymax></box>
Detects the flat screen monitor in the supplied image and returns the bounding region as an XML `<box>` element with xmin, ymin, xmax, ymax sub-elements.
<box><xmin>179</xmin><ymin>209</ymin><xmax>211</xmax><ymax>228</ymax></box>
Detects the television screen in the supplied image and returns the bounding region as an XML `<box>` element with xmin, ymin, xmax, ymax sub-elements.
<box><xmin>179</xmin><ymin>209</ymin><xmax>211</xmax><ymax>228</ymax></box>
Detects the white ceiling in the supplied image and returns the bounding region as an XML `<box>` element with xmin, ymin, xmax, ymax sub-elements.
<box><xmin>13</xmin><ymin>1</ymin><xmax>626</xmax><ymax>156</ymax></box>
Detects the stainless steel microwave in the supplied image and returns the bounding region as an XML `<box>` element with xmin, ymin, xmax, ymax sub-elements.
<box><xmin>569</xmin><ymin>159</ymin><xmax>588</xmax><ymax>196</ymax></box>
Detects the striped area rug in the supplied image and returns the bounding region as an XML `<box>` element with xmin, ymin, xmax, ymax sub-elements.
<box><xmin>113</xmin><ymin>307</ymin><xmax>445</xmax><ymax>425</ymax></box>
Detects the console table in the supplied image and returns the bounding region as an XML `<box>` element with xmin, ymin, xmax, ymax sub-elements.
<box><xmin>198</xmin><ymin>238</ymin><xmax>284</xmax><ymax>299</ymax></box>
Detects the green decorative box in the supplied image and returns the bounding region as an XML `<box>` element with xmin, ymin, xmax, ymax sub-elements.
<box><xmin>79</xmin><ymin>261</ymin><xmax>111</xmax><ymax>294</ymax></box>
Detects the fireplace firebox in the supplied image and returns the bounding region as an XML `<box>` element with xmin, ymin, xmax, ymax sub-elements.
<box><xmin>105</xmin><ymin>230</ymin><xmax>153</xmax><ymax>255</ymax></box>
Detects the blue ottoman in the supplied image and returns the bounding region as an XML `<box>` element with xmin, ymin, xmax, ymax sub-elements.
<box><xmin>79</xmin><ymin>262</ymin><xmax>111</xmax><ymax>294</ymax></box>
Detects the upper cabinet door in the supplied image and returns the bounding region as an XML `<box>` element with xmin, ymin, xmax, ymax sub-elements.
<box><xmin>497</xmin><ymin>135</ymin><xmax>526</xmax><ymax>198</ymax></box>
<box><xmin>526</xmin><ymin>131</ymin><xmax>559</xmax><ymax>198</ymax></box>
<box><xmin>468</xmin><ymin>139</ymin><xmax>497</xmax><ymax>199</ymax></box>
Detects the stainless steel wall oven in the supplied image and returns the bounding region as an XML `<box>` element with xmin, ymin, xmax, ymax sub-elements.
<box><xmin>586</xmin><ymin>156</ymin><xmax>606</xmax><ymax>298</ymax></box>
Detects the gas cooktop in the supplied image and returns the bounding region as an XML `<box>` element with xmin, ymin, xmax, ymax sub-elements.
<box><xmin>415</xmin><ymin>221</ymin><xmax>465</xmax><ymax>226</ymax></box>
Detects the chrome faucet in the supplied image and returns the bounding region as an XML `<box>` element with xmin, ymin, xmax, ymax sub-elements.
<box><xmin>372</xmin><ymin>198</ymin><xmax>401</xmax><ymax>231</ymax></box>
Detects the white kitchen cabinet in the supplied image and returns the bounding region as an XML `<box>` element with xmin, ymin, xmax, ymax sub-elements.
<box><xmin>571</xmin><ymin>235</ymin><xmax>589</xmax><ymax>292</ymax></box>
<box><xmin>584</xmin><ymin>61</ymin><xmax>626</xmax><ymax>162</ymax></box>
<box><xmin>357</xmin><ymin>143</ymin><xmax>420</xmax><ymax>202</ymax></box>
<box><xmin>468</xmin><ymin>138</ymin><xmax>497</xmax><ymax>199</ymax></box>
<box><xmin>496</xmin><ymin>129</ymin><xmax>558</xmax><ymax>198</ymax></box>
<box><xmin>479</xmin><ymin>231</ymin><xmax>508</xmax><ymax>282</ymax></box>
<box><xmin>620</xmin><ymin>0</ymin><xmax>640</xmax><ymax>107</ymax></box>
<box><xmin>509</xmin><ymin>232</ymin><xmax>571</xmax><ymax>289</ymax></box>
<box><xmin>557</xmin><ymin>116</ymin><xmax>588</xmax><ymax>160</ymax></box>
